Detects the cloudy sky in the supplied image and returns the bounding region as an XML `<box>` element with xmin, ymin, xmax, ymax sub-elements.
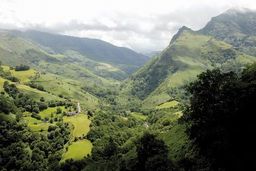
<box><xmin>0</xmin><ymin>0</ymin><xmax>256</xmax><ymax>53</ymax></box>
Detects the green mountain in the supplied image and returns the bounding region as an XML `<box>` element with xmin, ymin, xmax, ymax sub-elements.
<box><xmin>121</xmin><ymin>10</ymin><xmax>256</xmax><ymax>109</ymax></box>
<box><xmin>0</xmin><ymin>31</ymin><xmax>110</xmax><ymax>109</ymax></box>
<box><xmin>1</xmin><ymin>8</ymin><xmax>256</xmax><ymax>171</ymax></box>
<box><xmin>0</xmin><ymin>29</ymin><xmax>149</xmax><ymax>80</ymax></box>
<box><xmin>0</xmin><ymin>29</ymin><xmax>150</xmax><ymax>109</ymax></box>
<box><xmin>200</xmin><ymin>8</ymin><xmax>256</xmax><ymax>56</ymax></box>
<box><xmin>12</xmin><ymin>30</ymin><xmax>149</xmax><ymax>75</ymax></box>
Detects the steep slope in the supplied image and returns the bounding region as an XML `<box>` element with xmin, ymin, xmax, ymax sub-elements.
<box><xmin>12</xmin><ymin>30</ymin><xmax>149</xmax><ymax>75</ymax></box>
<box><xmin>122</xmin><ymin>22</ymin><xmax>256</xmax><ymax>108</ymax></box>
<box><xmin>0</xmin><ymin>31</ymin><xmax>110</xmax><ymax>109</ymax></box>
<box><xmin>200</xmin><ymin>8</ymin><xmax>256</xmax><ymax>56</ymax></box>
<box><xmin>0</xmin><ymin>65</ymin><xmax>62</xmax><ymax>102</ymax></box>
<box><xmin>0</xmin><ymin>64</ymin><xmax>99</xmax><ymax>110</ymax></box>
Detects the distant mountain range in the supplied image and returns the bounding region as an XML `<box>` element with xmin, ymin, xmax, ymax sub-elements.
<box><xmin>0</xmin><ymin>29</ymin><xmax>149</xmax><ymax>81</ymax></box>
<box><xmin>121</xmin><ymin>8</ymin><xmax>256</xmax><ymax>108</ymax></box>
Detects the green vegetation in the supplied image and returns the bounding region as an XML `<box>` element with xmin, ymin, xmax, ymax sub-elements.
<box><xmin>201</xmin><ymin>8</ymin><xmax>256</xmax><ymax>56</ymax></box>
<box><xmin>33</xmin><ymin>73</ymin><xmax>100</xmax><ymax>110</ymax></box>
<box><xmin>130</xmin><ymin>112</ymin><xmax>147</xmax><ymax>121</ymax></box>
<box><xmin>181</xmin><ymin>65</ymin><xmax>256</xmax><ymax>170</ymax></box>
<box><xmin>156</xmin><ymin>100</ymin><xmax>179</xmax><ymax>109</ymax></box>
<box><xmin>39</xmin><ymin>106</ymin><xmax>66</xmax><ymax>119</ymax></box>
<box><xmin>0</xmin><ymin>29</ymin><xmax>148</xmax><ymax>82</ymax></box>
<box><xmin>62</xmin><ymin>140</ymin><xmax>92</xmax><ymax>161</ymax></box>
<box><xmin>136</xmin><ymin>133</ymin><xmax>174</xmax><ymax>171</ymax></box>
<box><xmin>0</xmin><ymin>112</ymin><xmax>70</xmax><ymax>170</ymax></box>
<box><xmin>17</xmin><ymin>84</ymin><xmax>61</xmax><ymax>101</ymax></box>
<box><xmin>121</xmin><ymin>25</ymin><xmax>256</xmax><ymax>109</ymax></box>
<box><xmin>26</xmin><ymin>119</ymin><xmax>51</xmax><ymax>132</ymax></box>
<box><xmin>63</xmin><ymin>114</ymin><xmax>91</xmax><ymax>138</ymax></box>
<box><xmin>1</xmin><ymin>9</ymin><xmax>256</xmax><ymax>171</ymax></box>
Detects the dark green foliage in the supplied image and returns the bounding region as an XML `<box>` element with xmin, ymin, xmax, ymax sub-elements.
<box><xmin>0</xmin><ymin>77</ymin><xmax>72</xmax><ymax>170</ymax></box>
<box><xmin>102</xmin><ymin>137</ymin><xmax>118</xmax><ymax>158</ymax></box>
<box><xmin>15</xmin><ymin>64</ymin><xmax>30</xmax><ymax>71</ymax></box>
<box><xmin>127</xmin><ymin>54</ymin><xmax>181</xmax><ymax>99</ymax></box>
<box><xmin>40</xmin><ymin>97</ymin><xmax>45</xmax><ymax>102</ymax></box>
<box><xmin>38</xmin><ymin>102</ymin><xmax>48</xmax><ymax>110</ymax></box>
<box><xmin>83</xmin><ymin>109</ymin><xmax>146</xmax><ymax>170</ymax></box>
<box><xmin>0</xmin><ymin>94</ymin><xmax>16</xmax><ymax>114</ymax></box>
<box><xmin>0</xmin><ymin>66</ymin><xmax>19</xmax><ymax>82</ymax></box>
<box><xmin>60</xmin><ymin>159</ymin><xmax>87</xmax><ymax>171</ymax></box>
<box><xmin>31</xmin><ymin>112</ymin><xmax>41</xmax><ymax>120</ymax></box>
<box><xmin>56</xmin><ymin>107</ymin><xmax>62</xmax><ymax>114</ymax></box>
<box><xmin>3</xmin><ymin>81</ymin><xmax>19</xmax><ymax>98</ymax></box>
<box><xmin>48</xmin><ymin>100</ymin><xmax>73</xmax><ymax>108</ymax></box>
<box><xmin>182</xmin><ymin>64</ymin><xmax>256</xmax><ymax>170</ymax></box>
<box><xmin>87</xmin><ymin>111</ymin><xmax>93</xmax><ymax>117</ymax></box>
<box><xmin>28</xmin><ymin>82</ymin><xmax>45</xmax><ymax>91</ymax></box>
<box><xmin>6</xmin><ymin>75</ymin><xmax>20</xmax><ymax>82</ymax></box>
<box><xmin>0</xmin><ymin>119</ymin><xmax>70</xmax><ymax>171</ymax></box>
<box><xmin>136</xmin><ymin>133</ymin><xmax>174</xmax><ymax>171</ymax></box>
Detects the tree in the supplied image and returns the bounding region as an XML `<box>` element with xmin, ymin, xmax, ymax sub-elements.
<box><xmin>3</xmin><ymin>81</ymin><xmax>19</xmax><ymax>98</ymax></box>
<box><xmin>56</xmin><ymin>107</ymin><xmax>62</xmax><ymax>114</ymax></box>
<box><xmin>0</xmin><ymin>94</ymin><xmax>16</xmax><ymax>114</ymax></box>
<box><xmin>103</xmin><ymin>137</ymin><xmax>118</xmax><ymax>158</ymax></box>
<box><xmin>15</xmin><ymin>64</ymin><xmax>30</xmax><ymax>71</ymax></box>
<box><xmin>136</xmin><ymin>133</ymin><xmax>173</xmax><ymax>171</ymax></box>
<box><xmin>38</xmin><ymin>102</ymin><xmax>48</xmax><ymax>111</ymax></box>
<box><xmin>40</xmin><ymin>97</ymin><xmax>45</xmax><ymax>102</ymax></box>
<box><xmin>182</xmin><ymin>65</ymin><xmax>256</xmax><ymax>170</ymax></box>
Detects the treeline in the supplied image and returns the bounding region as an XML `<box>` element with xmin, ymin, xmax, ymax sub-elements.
<box><xmin>2</xmin><ymin>81</ymin><xmax>71</xmax><ymax>114</ymax></box>
<box><xmin>0</xmin><ymin>65</ymin><xmax>20</xmax><ymax>82</ymax></box>
<box><xmin>27</xmin><ymin>82</ymin><xmax>45</xmax><ymax>91</ymax></box>
<box><xmin>15</xmin><ymin>64</ymin><xmax>30</xmax><ymax>71</ymax></box>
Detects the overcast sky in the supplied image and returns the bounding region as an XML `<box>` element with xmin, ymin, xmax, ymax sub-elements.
<box><xmin>1</xmin><ymin>0</ymin><xmax>256</xmax><ymax>53</ymax></box>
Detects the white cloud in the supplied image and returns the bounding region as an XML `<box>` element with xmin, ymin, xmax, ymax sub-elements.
<box><xmin>1</xmin><ymin>0</ymin><xmax>256</xmax><ymax>52</ymax></box>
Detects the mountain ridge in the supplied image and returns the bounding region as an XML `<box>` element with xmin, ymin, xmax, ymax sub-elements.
<box><xmin>10</xmin><ymin>29</ymin><xmax>149</xmax><ymax>73</ymax></box>
<box><xmin>120</xmin><ymin>9</ymin><xmax>256</xmax><ymax>109</ymax></box>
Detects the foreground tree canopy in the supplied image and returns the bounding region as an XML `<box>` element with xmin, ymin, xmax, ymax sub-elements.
<box><xmin>182</xmin><ymin>64</ymin><xmax>256</xmax><ymax>170</ymax></box>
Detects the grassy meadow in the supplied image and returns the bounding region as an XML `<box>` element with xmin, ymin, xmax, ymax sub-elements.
<box><xmin>63</xmin><ymin>114</ymin><xmax>91</xmax><ymax>138</ymax></box>
<box><xmin>62</xmin><ymin>140</ymin><xmax>93</xmax><ymax>161</ymax></box>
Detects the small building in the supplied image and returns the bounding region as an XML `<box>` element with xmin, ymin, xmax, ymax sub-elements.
<box><xmin>66</xmin><ymin>111</ymin><xmax>77</xmax><ymax>116</ymax></box>
<box><xmin>66</xmin><ymin>102</ymin><xmax>81</xmax><ymax>116</ymax></box>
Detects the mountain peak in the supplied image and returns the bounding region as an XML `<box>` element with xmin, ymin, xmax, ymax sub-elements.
<box><xmin>170</xmin><ymin>26</ymin><xmax>192</xmax><ymax>44</ymax></box>
<box><xmin>179</xmin><ymin>26</ymin><xmax>191</xmax><ymax>32</ymax></box>
<box><xmin>225</xmin><ymin>7</ymin><xmax>254</xmax><ymax>15</ymax></box>
<box><xmin>201</xmin><ymin>7</ymin><xmax>256</xmax><ymax>36</ymax></box>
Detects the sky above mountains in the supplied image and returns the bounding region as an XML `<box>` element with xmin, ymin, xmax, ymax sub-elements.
<box><xmin>1</xmin><ymin>0</ymin><xmax>256</xmax><ymax>53</ymax></box>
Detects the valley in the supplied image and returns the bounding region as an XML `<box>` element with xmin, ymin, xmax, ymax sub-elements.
<box><xmin>1</xmin><ymin>8</ymin><xmax>256</xmax><ymax>171</ymax></box>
